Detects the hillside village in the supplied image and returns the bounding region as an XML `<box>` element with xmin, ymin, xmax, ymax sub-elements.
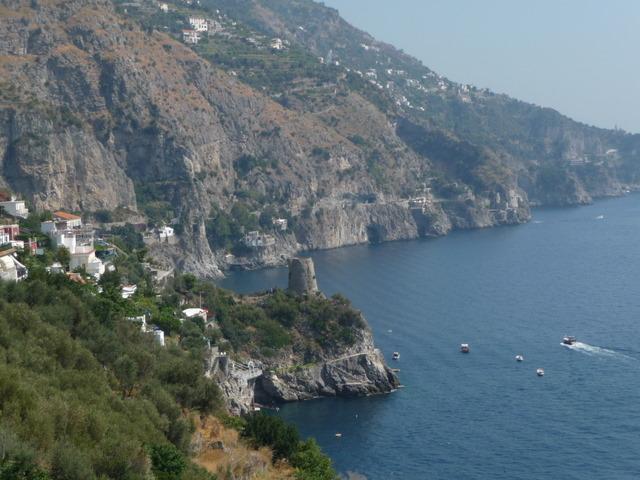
<box><xmin>0</xmin><ymin>191</ymin><xmax>220</xmax><ymax>350</ymax></box>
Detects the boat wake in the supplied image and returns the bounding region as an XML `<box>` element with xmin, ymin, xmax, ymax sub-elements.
<box><xmin>561</xmin><ymin>342</ymin><xmax>636</xmax><ymax>361</ymax></box>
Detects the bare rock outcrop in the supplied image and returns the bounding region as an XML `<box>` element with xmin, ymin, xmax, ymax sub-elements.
<box><xmin>258</xmin><ymin>330</ymin><xmax>399</xmax><ymax>402</ymax></box>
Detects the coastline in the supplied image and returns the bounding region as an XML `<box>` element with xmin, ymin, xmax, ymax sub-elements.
<box><xmin>215</xmin><ymin>189</ymin><xmax>639</xmax><ymax>279</ymax></box>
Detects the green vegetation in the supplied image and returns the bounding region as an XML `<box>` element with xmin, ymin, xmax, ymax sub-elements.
<box><xmin>233</xmin><ymin>154</ymin><xmax>279</xmax><ymax>179</ymax></box>
<box><xmin>206</xmin><ymin>203</ymin><xmax>258</xmax><ymax>251</ymax></box>
<box><xmin>204</xmin><ymin>288</ymin><xmax>365</xmax><ymax>356</ymax></box>
<box><xmin>134</xmin><ymin>181</ymin><xmax>185</xmax><ymax>227</ymax></box>
<box><xmin>0</xmin><ymin>271</ymin><xmax>222</xmax><ymax>479</ymax></box>
<box><xmin>242</xmin><ymin>414</ymin><xmax>337</xmax><ymax>480</ymax></box>
<box><xmin>0</xmin><ymin>230</ymin><xmax>345</xmax><ymax>478</ymax></box>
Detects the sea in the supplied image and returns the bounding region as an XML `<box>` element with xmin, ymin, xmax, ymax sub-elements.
<box><xmin>220</xmin><ymin>195</ymin><xmax>640</xmax><ymax>479</ymax></box>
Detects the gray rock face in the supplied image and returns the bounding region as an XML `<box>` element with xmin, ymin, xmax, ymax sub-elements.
<box><xmin>219</xmin><ymin>375</ymin><xmax>261</xmax><ymax>416</ymax></box>
<box><xmin>1</xmin><ymin>0</ymin><xmax>637</xmax><ymax>279</ymax></box>
<box><xmin>287</xmin><ymin>257</ymin><xmax>318</xmax><ymax>295</ymax></box>
<box><xmin>211</xmin><ymin>298</ymin><xmax>399</xmax><ymax>413</ymax></box>
<box><xmin>255</xmin><ymin>322</ymin><xmax>399</xmax><ymax>405</ymax></box>
<box><xmin>258</xmin><ymin>349</ymin><xmax>398</xmax><ymax>402</ymax></box>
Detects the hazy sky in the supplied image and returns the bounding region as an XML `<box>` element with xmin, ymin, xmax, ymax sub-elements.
<box><xmin>322</xmin><ymin>0</ymin><xmax>640</xmax><ymax>133</ymax></box>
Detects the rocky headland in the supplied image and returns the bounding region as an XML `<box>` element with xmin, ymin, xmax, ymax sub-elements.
<box><xmin>208</xmin><ymin>257</ymin><xmax>399</xmax><ymax>414</ymax></box>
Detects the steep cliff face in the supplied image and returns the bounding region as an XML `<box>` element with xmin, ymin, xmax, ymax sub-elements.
<box><xmin>1</xmin><ymin>0</ymin><xmax>638</xmax><ymax>277</ymax></box>
<box><xmin>212</xmin><ymin>310</ymin><xmax>399</xmax><ymax>414</ymax></box>
<box><xmin>256</xmin><ymin>326</ymin><xmax>399</xmax><ymax>403</ymax></box>
<box><xmin>207</xmin><ymin>0</ymin><xmax>640</xmax><ymax>205</ymax></box>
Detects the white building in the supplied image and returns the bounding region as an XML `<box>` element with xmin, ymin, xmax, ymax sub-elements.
<box><xmin>0</xmin><ymin>250</ymin><xmax>28</xmax><ymax>282</ymax></box>
<box><xmin>121</xmin><ymin>284</ymin><xmax>138</xmax><ymax>299</ymax></box>
<box><xmin>0</xmin><ymin>196</ymin><xmax>28</xmax><ymax>219</ymax></box>
<box><xmin>182</xmin><ymin>307</ymin><xmax>208</xmax><ymax>322</ymax></box>
<box><xmin>270</xmin><ymin>38</ymin><xmax>285</xmax><ymax>50</ymax></box>
<box><xmin>409</xmin><ymin>197</ymin><xmax>427</xmax><ymax>209</ymax></box>
<box><xmin>152</xmin><ymin>328</ymin><xmax>165</xmax><ymax>346</ymax></box>
<box><xmin>53</xmin><ymin>211</ymin><xmax>82</xmax><ymax>229</ymax></box>
<box><xmin>243</xmin><ymin>231</ymin><xmax>276</xmax><ymax>248</ymax></box>
<box><xmin>69</xmin><ymin>245</ymin><xmax>105</xmax><ymax>278</ymax></box>
<box><xmin>274</xmin><ymin>218</ymin><xmax>288</xmax><ymax>231</ymax></box>
<box><xmin>159</xmin><ymin>3</ymin><xmax>168</xmax><ymax>12</ymax></box>
<box><xmin>51</xmin><ymin>230</ymin><xmax>77</xmax><ymax>252</ymax></box>
<box><xmin>47</xmin><ymin>262</ymin><xmax>65</xmax><ymax>274</ymax></box>
<box><xmin>182</xmin><ymin>30</ymin><xmax>200</xmax><ymax>45</ymax></box>
<box><xmin>0</xmin><ymin>232</ymin><xmax>9</xmax><ymax>246</ymax></box>
<box><xmin>158</xmin><ymin>225</ymin><xmax>174</xmax><ymax>239</ymax></box>
<box><xmin>189</xmin><ymin>17</ymin><xmax>208</xmax><ymax>32</ymax></box>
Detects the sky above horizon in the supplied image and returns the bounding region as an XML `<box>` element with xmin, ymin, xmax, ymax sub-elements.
<box><xmin>322</xmin><ymin>0</ymin><xmax>639</xmax><ymax>133</ymax></box>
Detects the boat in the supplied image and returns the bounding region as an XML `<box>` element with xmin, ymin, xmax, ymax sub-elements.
<box><xmin>536</xmin><ymin>368</ymin><xmax>545</xmax><ymax>377</ymax></box>
<box><xmin>460</xmin><ymin>343</ymin><xmax>470</xmax><ymax>353</ymax></box>
<box><xmin>562</xmin><ymin>336</ymin><xmax>577</xmax><ymax>345</ymax></box>
<box><xmin>335</xmin><ymin>433</ymin><xmax>342</xmax><ymax>438</ymax></box>
<box><xmin>392</xmin><ymin>352</ymin><xmax>400</xmax><ymax>360</ymax></box>
<box><xmin>515</xmin><ymin>355</ymin><xmax>524</xmax><ymax>362</ymax></box>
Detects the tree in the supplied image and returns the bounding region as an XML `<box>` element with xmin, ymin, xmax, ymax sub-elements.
<box><xmin>153</xmin><ymin>309</ymin><xmax>182</xmax><ymax>336</ymax></box>
<box><xmin>259</xmin><ymin>206</ymin><xmax>277</xmax><ymax>230</ymax></box>
<box><xmin>242</xmin><ymin>413</ymin><xmax>300</xmax><ymax>461</ymax></box>
<box><xmin>55</xmin><ymin>247</ymin><xmax>70</xmax><ymax>269</ymax></box>
<box><xmin>291</xmin><ymin>439</ymin><xmax>337</xmax><ymax>480</ymax></box>
<box><xmin>150</xmin><ymin>444</ymin><xmax>186</xmax><ymax>480</ymax></box>
<box><xmin>0</xmin><ymin>455</ymin><xmax>50</xmax><ymax>480</ymax></box>
<box><xmin>99</xmin><ymin>270</ymin><xmax>122</xmax><ymax>293</ymax></box>
<box><xmin>50</xmin><ymin>442</ymin><xmax>95</xmax><ymax>480</ymax></box>
<box><xmin>113</xmin><ymin>355</ymin><xmax>138</xmax><ymax>398</ymax></box>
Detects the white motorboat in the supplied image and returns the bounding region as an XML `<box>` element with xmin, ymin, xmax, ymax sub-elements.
<box><xmin>392</xmin><ymin>352</ymin><xmax>400</xmax><ymax>360</ymax></box>
<box><xmin>536</xmin><ymin>368</ymin><xmax>545</xmax><ymax>377</ymax></box>
<box><xmin>460</xmin><ymin>343</ymin><xmax>470</xmax><ymax>353</ymax></box>
<box><xmin>515</xmin><ymin>355</ymin><xmax>524</xmax><ymax>362</ymax></box>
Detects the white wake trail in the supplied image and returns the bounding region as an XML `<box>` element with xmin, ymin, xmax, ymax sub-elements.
<box><xmin>562</xmin><ymin>342</ymin><xmax>636</xmax><ymax>361</ymax></box>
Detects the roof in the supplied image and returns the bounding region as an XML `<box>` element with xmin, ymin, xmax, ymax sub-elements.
<box><xmin>66</xmin><ymin>272</ymin><xmax>87</xmax><ymax>284</ymax></box>
<box><xmin>53</xmin><ymin>211</ymin><xmax>81</xmax><ymax>221</ymax></box>
<box><xmin>0</xmin><ymin>248</ymin><xmax>17</xmax><ymax>258</ymax></box>
<box><xmin>182</xmin><ymin>308</ymin><xmax>207</xmax><ymax>318</ymax></box>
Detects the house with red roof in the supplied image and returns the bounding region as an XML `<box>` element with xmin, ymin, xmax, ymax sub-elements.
<box><xmin>53</xmin><ymin>211</ymin><xmax>82</xmax><ymax>229</ymax></box>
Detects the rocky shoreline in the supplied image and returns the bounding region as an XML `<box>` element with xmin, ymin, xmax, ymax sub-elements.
<box><xmin>206</xmin><ymin>187</ymin><xmax>640</xmax><ymax>276</ymax></box>
<box><xmin>209</xmin><ymin>258</ymin><xmax>400</xmax><ymax>414</ymax></box>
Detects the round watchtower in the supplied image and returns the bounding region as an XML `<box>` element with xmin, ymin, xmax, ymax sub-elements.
<box><xmin>288</xmin><ymin>257</ymin><xmax>319</xmax><ymax>295</ymax></box>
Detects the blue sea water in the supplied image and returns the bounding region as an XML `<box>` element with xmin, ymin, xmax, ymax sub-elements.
<box><xmin>220</xmin><ymin>195</ymin><xmax>640</xmax><ymax>479</ymax></box>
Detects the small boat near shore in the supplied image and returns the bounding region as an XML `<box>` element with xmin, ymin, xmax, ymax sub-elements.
<box><xmin>392</xmin><ymin>352</ymin><xmax>400</xmax><ymax>360</ymax></box>
<box><xmin>460</xmin><ymin>343</ymin><xmax>470</xmax><ymax>353</ymax></box>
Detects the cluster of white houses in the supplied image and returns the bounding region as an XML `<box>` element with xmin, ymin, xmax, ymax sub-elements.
<box><xmin>0</xmin><ymin>195</ymin><xmax>29</xmax><ymax>219</ymax></box>
<box><xmin>181</xmin><ymin>16</ymin><xmax>222</xmax><ymax>45</ymax></box>
<box><xmin>41</xmin><ymin>211</ymin><xmax>106</xmax><ymax>279</ymax></box>
<box><xmin>0</xmin><ymin>248</ymin><xmax>28</xmax><ymax>283</ymax></box>
<box><xmin>126</xmin><ymin>307</ymin><xmax>216</xmax><ymax>348</ymax></box>
<box><xmin>0</xmin><ymin>195</ymin><xmax>32</xmax><ymax>282</ymax></box>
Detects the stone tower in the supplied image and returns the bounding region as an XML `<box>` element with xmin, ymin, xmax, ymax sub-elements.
<box><xmin>288</xmin><ymin>257</ymin><xmax>319</xmax><ymax>295</ymax></box>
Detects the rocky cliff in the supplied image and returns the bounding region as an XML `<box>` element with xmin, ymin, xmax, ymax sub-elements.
<box><xmin>211</xmin><ymin>309</ymin><xmax>399</xmax><ymax>415</ymax></box>
<box><xmin>205</xmin><ymin>259</ymin><xmax>399</xmax><ymax>414</ymax></box>
<box><xmin>256</xmin><ymin>326</ymin><xmax>398</xmax><ymax>403</ymax></box>
<box><xmin>1</xmin><ymin>0</ymin><xmax>638</xmax><ymax>277</ymax></box>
